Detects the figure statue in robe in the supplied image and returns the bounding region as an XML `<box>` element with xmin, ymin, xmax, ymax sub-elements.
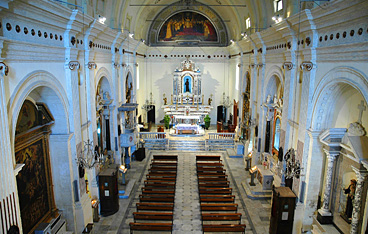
<box><xmin>185</xmin><ymin>79</ymin><xmax>190</xmax><ymax>92</ymax></box>
<box><xmin>344</xmin><ymin>179</ymin><xmax>356</xmax><ymax>220</ymax></box>
<box><xmin>126</xmin><ymin>83</ymin><xmax>132</xmax><ymax>103</ymax></box>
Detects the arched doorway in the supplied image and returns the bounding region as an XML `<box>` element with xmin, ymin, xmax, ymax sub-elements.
<box><xmin>308</xmin><ymin>67</ymin><xmax>368</xmax><ymax>233</ymax></box>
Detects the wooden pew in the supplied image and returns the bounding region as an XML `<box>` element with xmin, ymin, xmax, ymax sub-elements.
<box><xmin>151</xmin><ymin>162</ymin><xmax>178</xmax><ymax>167</ymax></box>
<box><xmin>133</xmin><ymin>212</ymin><xmax>173</xmax><ymax>222</ymax></box>
<box><xmin>153</xmin><ymin>155</ymin><xmax>178</xmax><ymax>161</ymax></box>
<box><xmin>199</xmin><ymin>183</ymin><xmax>230</xmax><ymax>188</ymax></box>
<box><xmin>149</xmin><ymin>167</ymin><xmax>178</xmax><ymax>172</ymax></box>
<box><xmin>201</xmin><ymin>213</ymin><xmax>242</xmax><ymax>224</ymax></box>
<box><xmin>202</xmin><ymin>224</ymin><xmax>246</xmax><ymax>233</ymax></box>
<box><xmin>199</xmin><ymin>180</ymin><xmax>230</xmax><ymax>186</ymax></box>
<box><xmin>129</xmin><ymin>222</ymin><xmax>172</xmax><ymax>233</ymax></box>
<box><xmin>139</xmin><ymin>195</ymin><xmax>175</xmax><ymax>203</ymax></box>
<box><xmin>197</xmin><ymin>167</ymin><xmax>226</xmax><ymax>172</ymax></box>
<box><xmin>197</xmin><ymin>172</ymin><xmax>227</xmax><ymax>176</ymax></box>
<box><xmin>200</xmin><ymin>196</ymin><xmax>235</xmax><ymax>203</ymax></box>
<box><xmin>200</xmin><ymin>203</ymin><xmax>238</xmax><ymax>212</ymax></box>
<box><xmin>196</xmin><ymin>155</ymin><xmax>221</xmax><ymax>162</ymax></box>
<box><xmin>198</xmin><ymin>177</ymin><xmax>229</xmax><ymax>182</ymax></box>
<box><xmin>136</xmin><ymin>202</ymin><xmax>174</xmax><ymax>211</ymax></box>
<box><xmin>196</xmin><ymin>162</ymin><xmax>224</xmax><ymax>167</ymax></box>
<box><xmin>142</xmin><ymin>189</ymin><xmax>175</xmax><ymax>195</ymax></box>
<box><xmin>146</xmin><ymin>175</ymin><xmax>177</xmax><ymax>180</ymax></box>
<box><xmin>199</xmin><ymin>187</ymin><xmax>232</xmax><ymax>195</ymax></box>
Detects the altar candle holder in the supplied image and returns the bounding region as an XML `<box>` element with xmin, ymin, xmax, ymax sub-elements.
<box><xmin>249</xmin><ymin>166</ymin><xmax>258</xmax><ymax>186</ymax></box>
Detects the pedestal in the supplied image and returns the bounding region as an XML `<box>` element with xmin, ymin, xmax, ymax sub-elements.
<box><xmin>249</xmin><ymin>172</ymin><xmax>256</xmax><ymax>186</ymax></box>
<box><xmin>317</xmin><ymin>209</ymin><xmax>333</xmax><ymax>224</ymax></box>
<box><xmin>245</xmin><ymin>158</ymin><xmax>251</xmax><ymax>171</ymax></box>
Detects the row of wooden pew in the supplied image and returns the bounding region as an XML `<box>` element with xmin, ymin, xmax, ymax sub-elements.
<box><xmin>196</xmin><ymin>155</ymin><xmax>246</xmax><ymax>233</ymax></box>
<box><xmin>129</xmin><ymin>155</ymin><xmax>178</xmax><ymax>234</ymax></box>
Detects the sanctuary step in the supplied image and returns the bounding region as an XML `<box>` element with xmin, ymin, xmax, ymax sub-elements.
<box><xmin>168</xmin><ymin>139</ymin><xmax>206</xmax><ymax>151</ymax></box>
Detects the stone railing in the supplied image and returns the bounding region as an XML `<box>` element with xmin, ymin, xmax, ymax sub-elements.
<box><xmin>208</xmin><ymin>133</ymin><xmax>235</xmax><ymax>140</ymax></box>
<box><xmin>138</xmin><ymin>132</ymin><xmax>167</xmax><ymax>139</ymax></box>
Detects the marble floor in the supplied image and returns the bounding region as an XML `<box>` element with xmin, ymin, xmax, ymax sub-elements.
<box><xmin>92</xmin><ymin>150</ymin><xmax>272</xmax><ymax>234</ymax></box>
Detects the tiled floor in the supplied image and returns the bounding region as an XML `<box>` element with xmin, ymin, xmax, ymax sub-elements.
<box><xmin>92</xmin><ymin>149</ymin><xmax>272</xmax><ymax>234</ymax></box>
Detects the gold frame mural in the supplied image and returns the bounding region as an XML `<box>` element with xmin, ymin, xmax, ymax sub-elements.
<box><xmin>158</xmin><ymin>11</ymin><xmax>217</xmax><ymax>42</ymax></box>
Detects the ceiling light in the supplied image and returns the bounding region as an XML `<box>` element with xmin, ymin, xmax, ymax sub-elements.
<box><xmin>129</xmin><ymin>33</ymin><xmax>134</xmax><ymax>38</ymax></box>
<box><xmin>98</xmin><ymin>15</ymin><xmax>106</xmax><ymax>24</ymax></box>
<box><xmin>230</xmin><ymin>39</ymin><xmax>234</xmax><ymax>43</ymax></box>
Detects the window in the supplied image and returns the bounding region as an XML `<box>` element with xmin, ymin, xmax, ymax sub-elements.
<box><xmin>274</xmin><ymin>0</ymin><xmax>283</xmax><ymax>12</ymax></box>
<box><xmin>246</xmin><ymin>17</ymin><xmax>251</xmax><ymax>29</ymax></box>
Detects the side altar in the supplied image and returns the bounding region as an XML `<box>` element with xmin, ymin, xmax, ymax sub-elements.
<box><xmin>163</xmin><ymin>58</ymin><xmax>213</xmax><ymax>134</ymax></box>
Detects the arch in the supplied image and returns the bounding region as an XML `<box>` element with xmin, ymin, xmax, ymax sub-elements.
<box><xmin>8</xmin><ymin>70</ymin><xmax>70</xmax><ymax>152</ymax></box>
<box><xmin>311</xmin><ymin>66</ymin><xmax>368</xmax><ymax>130</ymax></box>
<box><xmin>95</xmin><ymin>66</ymin><xmax>113</xmax><ymax>95</ymax></box>
<box><xmin>147</xmin><ymin>0</ymin><xmax>228</xmax><ymax>47</ymax></box>
<box><xmin>263</xmin><ymin>65</ymin><xmax>284</xmax><ymax>101</ymax></box>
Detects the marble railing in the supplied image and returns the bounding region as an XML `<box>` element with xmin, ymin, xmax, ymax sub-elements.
<box><xmin>138</xmin><ymin>132</ymin><xmax>167</xmax><ymax>139</ymax></box>
<box><xmin>208</xmin><ymin>133</ymin><xmax>235</xmax><ymax>140</ymax></box>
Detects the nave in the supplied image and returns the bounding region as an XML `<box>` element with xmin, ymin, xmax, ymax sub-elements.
<box><xmin>92</xmin><ymin>151</ymin><xmax>272</xmax><ymax>234</ymax></box>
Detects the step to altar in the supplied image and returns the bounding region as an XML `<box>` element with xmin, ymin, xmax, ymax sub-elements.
<box><xmin>242</xmin><ymin>178</ymin><xmax>272</xmax><ymax>200</ymax></box>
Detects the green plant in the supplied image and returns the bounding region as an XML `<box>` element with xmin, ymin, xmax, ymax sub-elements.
<box><xmin>164</xmin><ymin>115</ymin><xmax>171</xmax><ymax>129</ymax></box>
<box><xmin>204</xmin><ymin>115</ymin><xmax>211</xmax><ymax>129</ymax></box>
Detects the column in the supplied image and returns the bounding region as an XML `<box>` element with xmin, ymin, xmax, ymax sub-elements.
<box><xmin>317</xmin><ymin>150</ymin><xmax>339</xmax><ymax>224</ymax></box>
<box><xmin>350</xmin><ymin>167</ymin><xmax>368</xmax><ymax>234</ymax></box>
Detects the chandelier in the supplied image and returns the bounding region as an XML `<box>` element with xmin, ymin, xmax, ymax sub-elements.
<box><xmin>142</xmin><ymin>92</ymin><xmax>154</xmax><ymax>112</ymax></box>
<box><xmin>77</xmin><ymin>139</ymin><xmax>103</xmax><ymax>169</ymax></box>
<box><xmin>221</xmin><ymin>92</ymin><xmax>233</xmax><ymax>108</ymax></box>
<box><xmin>282</xmin><ymin>148</ymin><xmax>303</xmax><ymax>179</ymax></box>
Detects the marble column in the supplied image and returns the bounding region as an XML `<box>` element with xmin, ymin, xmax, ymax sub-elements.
<box><xmin>317</xmin><ymin>150</ymin><xmax>338</xmax><ymax>223</ymax></box>
<box><xmin>350</xmin><ymin>167</ymin><xmax>368</xmax><ymax>234</ymax></box>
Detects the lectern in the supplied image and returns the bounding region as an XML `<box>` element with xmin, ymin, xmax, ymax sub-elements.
<box><xmin>99</xmin><ymin>168</ymin><xmax>119</xmax><ymax>216</ymax></box>
<box><xmin>269</xmin><ymin>186</ymin><xmax>296</xmax><ymax>234</ymax></box>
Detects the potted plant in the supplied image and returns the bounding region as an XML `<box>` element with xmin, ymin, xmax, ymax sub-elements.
<box><xmin>164</xmin><ymin>115</ymin><xmax>170</xmax><ymax>129</ymax></box>
<box><xmin>204</xmin><ymin>115</ymin><xmax>211</xmax><ymax>130</ymax></box>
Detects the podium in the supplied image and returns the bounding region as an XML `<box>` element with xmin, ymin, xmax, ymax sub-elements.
<box><xmin>269</xmin><ymin>186</ymin><xmax>296</xmax><ymax>234</ymax></box>
<box><xmin>98</xmin><ymin>168</ymin><xmax>119</xmax><ymax>216</ymax></box>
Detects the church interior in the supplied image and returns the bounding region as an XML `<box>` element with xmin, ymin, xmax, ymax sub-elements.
<box><xmin>0</xmin><ymin>0</ymin><xmax>368</xmax><ymax>233</ymax></box>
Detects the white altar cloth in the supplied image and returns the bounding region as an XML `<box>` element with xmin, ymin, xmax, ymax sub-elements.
<box><xmin>175</xmin><ymin>124</ymin><xmax>200</xmax><ymax>134</ymax></box>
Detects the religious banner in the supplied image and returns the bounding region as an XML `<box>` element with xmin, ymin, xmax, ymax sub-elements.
<box><xmin>158</xmin><ymin>11</ymin><xmax>217</xmax><ymax>42</ymax></box>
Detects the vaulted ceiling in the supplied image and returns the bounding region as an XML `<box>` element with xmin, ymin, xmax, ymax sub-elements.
<box><xmin>87</xmin><ymin>0</ymin><xmax>301</xmax><ymax>44</ymax></box>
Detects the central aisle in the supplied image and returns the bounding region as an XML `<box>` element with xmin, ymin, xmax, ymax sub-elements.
<box><xmin>172</xmin><ymin>153</ymin><xmax>202</xmax><ymax>233</ymax></box>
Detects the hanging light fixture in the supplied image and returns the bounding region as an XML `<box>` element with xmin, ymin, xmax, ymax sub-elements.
<box><xmin>76</xmin><ymin>9</ymin><xmax>103</xmax><ymax>169</ymax></box>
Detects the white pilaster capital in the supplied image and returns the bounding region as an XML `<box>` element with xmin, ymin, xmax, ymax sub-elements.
<box><xmin>306</xmin><ymin>128</ymin><xmax>321</xmax><ymax>139</ymax></box>
<box><xmin>87</xmin><ymin>62</ymin><xmax>97</xmax><ymax>70</ymax></box>
<box><xmin>0</xmin><ymin>62</ymin><xmax>9</xmax><ymax>76</ymax></box>
<box><xmin>351</xmin><ymin>166</ymin><xmax>368</xmax><ymax>181</ymax></box>
<box><xmin>323</xmin><ymin>148</ymin><xmax>339</xmax><ymax>160</ymax></box>
<box><xmin>282</xmin><ymin>62</ymin><xmax>294</xmax><ymax>70</ymax></box>
<box><xmin>67</xmin><ymin>61</ymin><xmax>80</xmax><ymax>70</ymax></box>
<box><xmin>300</xmin><ymin>61</ymin><xmax>315</xmax><ymax>71</ymax></box>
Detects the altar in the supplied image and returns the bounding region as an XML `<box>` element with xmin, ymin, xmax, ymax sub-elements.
<box><xmin>162</xmin><ymin>58</ymin><xmax>213</xmax><ymax>133</ymax></box>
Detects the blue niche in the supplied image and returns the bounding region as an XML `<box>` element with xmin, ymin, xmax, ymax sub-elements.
<box><xmin>183</xmin><ymin>76</ymin><xmax>192</xmax><ymax>93</ymax></box>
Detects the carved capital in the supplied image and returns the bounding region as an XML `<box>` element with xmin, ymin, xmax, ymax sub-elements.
<box><xmin>282</xmin><ymin>62</ymin><xmax>294</xmax><ymax>70</ymax></box>
<box><xmin>257</xmin><ymin>64</ymin><xmax>264</xmax><ymax>68</ymax></box>
<box><xmin>87</xmin><ymin>62</ymin><xmax>97</xmax><ymax>70</ymax></box>
<box><xmin>113</xmin><ymin>62</ymin><xmax>119</xmax><ymax>68</ymax></box>
<box><xmin>0</xmin><ymin>62</ymin><xmax>9</xmax><ymax>76</ymax></box>
<box><xmin>300</xmin><ymin>61</ymin><xmax>313</xmax><ymax>71</ymax></box>
<box><xmin>249</xmin><ymin>63</ymin><xmax>256</xmax><ymax>69</ymax></box>
<box><xmin>68</xmin><ymin>61</ymin><xmax>80</xmax><ymax>70</ymax></box>
<box><xmin>134</xmin><ymin>63</ymin><xmax>138</xmax><ymax>67</ymax></box>
<box><xmin>121</xmin><ymin>63</ymin><xmax>127</xmax><ymax>68</ymax></box>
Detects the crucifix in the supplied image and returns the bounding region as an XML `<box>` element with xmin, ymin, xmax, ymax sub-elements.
<box><xmin>357</xmin><ymin>100</ymin><xmax>366</xmax><ymax>124</ymax></box>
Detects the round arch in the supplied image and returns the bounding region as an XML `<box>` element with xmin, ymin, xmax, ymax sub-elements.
<box><xmin>311</xmin><ymin>66</ymin><xmax>368</xmax><ymax>130</ymax></box>
<box><xmin>8</xmin><ymin>70</ymin><xmax>70</xmax><ymax>152</ymax></box>
<box><xmin>95</xmin><ymin>66</ymin><xmax>113</xmax><ymax>95</ymax></box>
<box><xmin>263</xmin><ymin>65</ymin><xmax>284</xmax><ymax>101</ymax></box>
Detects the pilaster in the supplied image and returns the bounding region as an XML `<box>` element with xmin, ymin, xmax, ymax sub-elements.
<box><xmin>350</xmin><ymin>167</ymin><xmax>368</xmax><ymax>234</ymax></box>
<box><xmin>317</xmin><ymin>149</ymin><xmax>339</xmax><ymax>224</ymax></box>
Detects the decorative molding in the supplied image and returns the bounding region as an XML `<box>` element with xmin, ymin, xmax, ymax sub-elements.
<box><xmin>300</xmin><ymin>61</ymin><xmax>314</xmax><ymax>71</ymax></box>
<box><xmin>257</xmin><ymin>63</ymin><xmax>264</xmax><ymax>68</ymax></box>
<box><xmin>87</xmin><ymin>62</ymin><xmax>97</xmax><ymax>70</ymax></box>
<box><xmin>249</xmin><ymin>63</ymin><xmax>256</xmax><ymax>69</ymax></box>
<box><xmin>113</xmin><ymin>62</ymin><xmax>119</xmax><ymax>68</ymax></box>
<box><xmin>68</xmin><ymin>61</ymin><xmax>80</xmax><ymax>70</ymax></box>
<box><xmin>122</xmin><ymin>63</ymin><xmax>127</xmax><ymax>67</ymax></box>
<box><xmin>282</xmin><ymin>62</ymin><xmax>294</xmax><ymax>70</ymax></box>
<box><xmin>0</xmin><ymin>62</ymin><xmax>9</xmax><ymax>76</ymax></box>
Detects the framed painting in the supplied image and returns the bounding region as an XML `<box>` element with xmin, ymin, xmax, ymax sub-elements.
<box><xmin>158</xmin><ymin>11</ymin><xmax>218</xmax><ymax>42</ymax></box>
